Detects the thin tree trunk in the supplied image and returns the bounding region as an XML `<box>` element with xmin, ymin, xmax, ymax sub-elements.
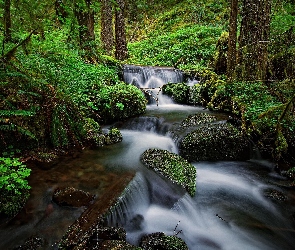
<box><xmin>227</xmin><ymin>0</ymin><xmax>238</xmax><ymax>80</ymax></box>
<box><xmin>101</xmin><ymin>0</ymin><xmax>114</xmax><ymax>55</ymax></box>
<box><xmin>4</xmin><ymin>0</ymin><xmax>12</xmax><ymax>42</ymax></box>
<box><xmin>115</xmin><ymin>0</ymin><xmax>128</xmax><ymax>60</ymax></box>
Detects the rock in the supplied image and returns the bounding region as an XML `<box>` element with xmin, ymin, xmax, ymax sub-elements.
<box><xmin>140</xmin><ymin>232</ymin><xmax>188</xmax><ymax>250</ymax></box>
<box><xmin>180</xmin><ymin>113</ymin><xmax>217</xmax><ymax>128</ymax></box>
<box><xmin>141</xmin><ymin>149</ymin><xmax>196</xmax><ymax>196</ymax></box>
<box><xmin>104</xmin><ymin>128</ymin><xmax>123</xmax><ymax>145</ymax></box>
<box><xmin>58</xmin><ymin>172</ymin><xmax>135</xmax><ymax>249</ymax></box>
<box><xmin>52</xmin><ymin>187</ymin><xmax>95</xmax><ymax>207</ymax></box>
<box><xmin>180</xmin><ymin>122</ymin><xmax>250</xmax><ymax>162</ymax></box>
<box><xmin>98</xmin><ymin>240</ymin><xmax>142</xmax><ymax>250</ymax></box>
<box><xmin>264</xmin><ymin>189</ymin><xmax>287</xmax><ymax>202</ymax></box>
<box><xmin>13</xmin><ymin>236</ymin><xmax>43</xmax><ymax>250</ymax></box>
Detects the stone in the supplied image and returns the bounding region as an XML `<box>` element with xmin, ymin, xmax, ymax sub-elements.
<box><xmin>52</xmin><ymin>187</ymin><xmax>95</xmax><ymax>207</ymax></box>
<box><xmin>140</xmin><ymin>232</ymin><xmax>188</xmax><ymax>250</ymax></box>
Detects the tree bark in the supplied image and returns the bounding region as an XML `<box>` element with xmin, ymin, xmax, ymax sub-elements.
<box><xmin>101</xmin><ymin>0</ymin><xmax>114</xmax><ymax>55</ymax></box>
<box><xmin>3</xmin><ymin>0</ymin><xmax>12</xmax><ymax>42</ymax></box>
<box><xmin>74</xmin><ymin>0</ymin><xmax>95</xmax><ymax>48</ymax></box>
<box><xmin>115</xmin><ymin>0</ymin><xmax>128</xmax><ymax>60</ymax></box>
<box><xmin>238</xmin><ymin>0</ymin><xmax>271</xmax><ymax>81</ymax></box>
<box><xmin>227</xmin><ymin>0</ymin><xmax>238</xmax><ymax>80</ymax></box>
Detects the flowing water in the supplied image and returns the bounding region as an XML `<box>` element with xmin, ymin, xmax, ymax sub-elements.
<box><xmin>1</xmin><ymin>65</ymin><xmax>295</xmax><ymax>249</ymax></box>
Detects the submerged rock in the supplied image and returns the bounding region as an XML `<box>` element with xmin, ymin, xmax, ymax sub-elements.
<box><xmin>58</xmin><ymin>172</ymin><xmax>135</xmax><ymax>249</ymax></box>
<box><xmin>52</xmin><ymin>187</ymin><xmax>95</xmax><ymax>207</ymax></box>
<box><xmin>180</xmin><ymin>122</ymin><xmax>250</xmax><ymax>162</ymax></box>
<box><xmin>13</xmin><ymin>236</ymin><xmax>43</xmax><ymax>250</ymax></box>
<box><xmin>141</xmin><ymin>149</ymin><xmax>196</xmax><ymax>196</ymax></box>
<box><xmin>140</xmin><ymin>232</ymin><xmax>188</xmax><ymax>250</ymax></box>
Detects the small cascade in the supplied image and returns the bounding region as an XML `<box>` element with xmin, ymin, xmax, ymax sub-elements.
<box><xmin>123</xmin><ymin>64</ymin><xmax>183</xmax><ymax>105</ymax></box>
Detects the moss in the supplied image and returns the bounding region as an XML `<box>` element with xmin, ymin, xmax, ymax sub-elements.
<box><xmin>140</xmin><ymin>232</ymin><xmax>188</xmax><ymax>250</ymax></box>
<box><xmin>141</xmin><ymin>148</ymin><xmax>196</xmax><ymax>196</ymax></box>
<box><xmin>180</xmin><ymin>123</ymin><xmax>250</xmax><ymax>162</ymax></box>
<box><xmin>181</xmin><ymin>113</ymin><xmax>217</xmax><ymax>127</ymax></box>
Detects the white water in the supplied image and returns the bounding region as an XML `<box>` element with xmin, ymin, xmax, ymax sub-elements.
<box><xmin>103</xmin><ymin>67</ymin><xmax>295</xmax><ymax>249</ymax></box>
<box><xmin>104</xmin><ymin>124</ymin><xmax>295</xmax><ymax>249</ymax></box>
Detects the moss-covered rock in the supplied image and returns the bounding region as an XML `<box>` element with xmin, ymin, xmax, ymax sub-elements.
<box><xmin>104</xmin><ymin>128</ymin><xmax>123</xmax><ymax>145</ymax></box>
<box><xmin>180</xmin><ymin>122</ymin><xmax>250</xmax><ymax>162</ymax></box>
<box><xmin>162</xmin><ymin>83</ymin><xmax>190</xmax><ymax>104</ymax></box>
<box><xmin>140</xmin><ymin>149</ymin><xmax>196</xmax><ymax>196</ymax></box>
<box><xmin>98</xmin><ymin>240</ymin><xmax>141</xmax><ymax>250</ymax></box>
<box><xmin>180</xmin><ymin>113</ymin><xmax>217</xmax><ymax>127</ymax></box>
<box><xmin>140</xmin><ymin>232</ymin><xmax>188</xmax><ymax>250</ymax></box>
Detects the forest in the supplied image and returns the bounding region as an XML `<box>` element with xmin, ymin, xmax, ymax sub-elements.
<box><xmin>0</xmin><ymin>0</ymin><xmax>295</xmax><ymax>248</ymax></box>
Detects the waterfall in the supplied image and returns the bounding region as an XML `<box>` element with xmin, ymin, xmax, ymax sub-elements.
<box><xmin>123</xmin><ymin>64</ymin><xmax>183</xmax><ymax>105</ymax></box>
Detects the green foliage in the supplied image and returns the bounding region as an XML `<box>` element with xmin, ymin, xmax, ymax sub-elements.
<box><xmin>0</xmin><ymin>154</ymin><xmax>31</xmax><ymax>216</ymax></box>
<box><xmin>127</xmin><ymin>25</ymin><xmax>223</xmax><ymax>70</ymax></box>
<box><xmin>162</xmin><ymin>83</ymin><xmax>190</xmax><ymax>104</ymax></box>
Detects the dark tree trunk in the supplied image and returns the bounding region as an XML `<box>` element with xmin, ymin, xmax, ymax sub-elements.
<box><xmin>55</xmin><ymin>0</ymin><xmax>68</xmax><ymax>24</ymax></box>
<box><xmin>115</xmin><ymin>0</ymin><xmax>128</xmax><ymax>60</ymax></box>
<box><xmin>227</xmin><ymin>0</ymin><xmax>238</xmax><ymax>80</ymax></box>
<box><xmin>238</xmin><ymin>0</ymin><xmax>271</xmax><ymax>81</ymax></box>
<box><xmin>101</xmin><ymin>0</ymin><xmax>114</xmax><ymax>55</ymax></box>
<box><xmin>3</xmin><ymin>0</ymin><xmax>12</xmax><ymax>42</ymax></box>
<box><xmin>74</xmin><ymin>0</ymin><xmax>95</xmax><ymax>48</ymax></box>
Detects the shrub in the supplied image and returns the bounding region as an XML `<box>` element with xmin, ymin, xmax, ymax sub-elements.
<box><xmin>0</xmin><ymin>154</ymin><xmax>31</xmax><ymax>216</ymax></box>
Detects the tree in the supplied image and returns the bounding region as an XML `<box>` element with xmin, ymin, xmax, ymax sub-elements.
<box><xmin>227</xmin><ymin>0</ymin><xmax>238</xmax><ymax>80</ymax></box>
<box><xmin>115</xmin><ymin>0</ymin><xmax>128</xmax><ymax>60</ymax></box>
<box><xmin>3</xmin><ymin>0</ymin><xmax>12</xmax><ymax>42</ymax></box>
<box><xmin>238</xmin><ymin>0</ymin><xmax>271</xmax><ymax>81</ymax></box>
<box><xmin>73</xmin><ymin>0</ymin><xmax>95</xmax><ymax>49</ymax></box>
<box><xmin>101</xmin><ymin>0</ymin><xmax>114</xmax><ymax>55</ymax></box>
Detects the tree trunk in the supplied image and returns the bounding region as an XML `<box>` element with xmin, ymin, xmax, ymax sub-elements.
<box><xmin>227</xmin><ymin>0</ymin><xmax>238</xmax><ymax>80</ymax></box>
<box><xmin>101</xmin><ymin>0</ymin><xmax>114</xmax><ymax>55</ymax></box>
<box><xmin>55</xmin><ymin>0</ymin><xmax>68</xmax><ymax>24</ymax></box>
<box><xmin>115</xmin><ymin>0</ymin><xmax>128</xmax><ymax>60</ymax></box>
<box><xmin>238</xmin><ymin>0</ymin><xmax>271</xmax><ymax>81</ymax></box>
<box><xmin>3</xmin><ymin>0</ymin><xmax>12</xmax><ymax>42</ymax></box>
<box><xmin>74</xmin><ymin>0</ymin><xmax>95</xmax><ymax>48</ymax></box>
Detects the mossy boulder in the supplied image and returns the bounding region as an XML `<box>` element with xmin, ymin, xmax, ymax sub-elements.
<box><xmin>180</xmin><ymin>113</ymin><xmax>217</xmax><ymax>128</ymax></box>
<box><xmin>140</xmin><ymin>149</ymin><xmax>196</xmax><ymax>196</ymax></box>
<box><xmin>162</xmin><ymin>83</ymin><xmax>190</xmax><ymax>104</ymax></box>
<box><xmin>98</xmin><ymin>240</ymin><xmax>141</xmax><ymax>250</ymax></box>
<box><xmin>140</xmin><ymin>232</ymin><xmax>188</xmax><ymax>250</ymax></box>
<box><xmin>180</xmin><ymin>122</ymin><xmax>250</xmax><ymax>162</ymax></box>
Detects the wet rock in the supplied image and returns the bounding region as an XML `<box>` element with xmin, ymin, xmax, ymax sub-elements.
<box><xmin>13</xmin><ymin>236</ymin><xmax>43</xmax><ymax>250</ymax></box>
<box><xmin>140</xmin><ymin>232</ymin><xmax>188</xmax><ymax>250</ymax></box>
<box><xmin>58</xmin><ymin>172</ymin><xmax>135</xmax><ymax>249</ymax></box>
<box><xmin>180</xmin><ymin>123</ymin><xmax>250</xmax><ymax>162</ymax></box>
<box><xmin>180</xmin><ymin>113</ymin><xmax>217</xmax><ymax>128</ymax></box>
<box><xmin>98</xmin><ymin>240</ymin><xmax>142</xmax><ymax>250</ymax></box>
<box><xmin>264</xmin><ymin>189</ymin><xmax>287</xmax><ymax>202</ymax></box>
<box><xmin>52</xmin><ymin>187</ymin><xmax>95</xmax><ymax>207</ymax></box>
<box><xmin>141</xmin><ymin>149</ymin><xmax>196</xmax><ymax>196</ymax></box>
<box><xmin>104</xmin><ymin>128</ymin><xmax>123</xmax><ymax>145</ymax></box>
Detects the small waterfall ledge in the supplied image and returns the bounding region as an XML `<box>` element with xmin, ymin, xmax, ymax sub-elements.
<box><xmin>123</xmin><ymin>64</ymin><xmax>184</xmax><ymax>105</ymax></box>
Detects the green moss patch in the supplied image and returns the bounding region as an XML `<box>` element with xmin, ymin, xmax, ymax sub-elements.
<box><xmin>141</xmin><ymin>148</ymin><xmax>196</xmax><ymax>196</ymax></box>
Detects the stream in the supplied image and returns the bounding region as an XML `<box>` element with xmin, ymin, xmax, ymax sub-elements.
<box><xmin>1</xmin><ymin>65</ymin><xmax>295</xmax><ymax>249</ymax></box>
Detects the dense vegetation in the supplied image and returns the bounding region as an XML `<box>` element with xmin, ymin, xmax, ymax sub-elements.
<box><xmin>0</xmin><ymin>0</ymin><xmax>294</xmax><ymax>216</ymax></box>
